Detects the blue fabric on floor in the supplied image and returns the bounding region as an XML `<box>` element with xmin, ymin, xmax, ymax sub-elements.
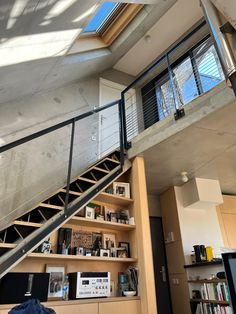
<box><xmin>8</xmin><ymin>299</ymin><xmax>56</xmax><ymax>314</ymax></box>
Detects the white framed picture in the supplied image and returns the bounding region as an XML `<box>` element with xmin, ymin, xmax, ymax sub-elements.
<box><xmin>113</xmin><ymin>182</ymin><xmax>130</xmax><ymax>198</ymax></box>
<box><xmin>45</xmin><ymin>264</ymin><xmax>66</xmax><ymax>300</ymax></box>
<box><xmin>85</xmin><ymin>206</ymin><xmax>95</xmax><ymax>219</ymax></box>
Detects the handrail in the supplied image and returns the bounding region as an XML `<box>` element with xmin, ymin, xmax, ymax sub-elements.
<box><xmin>0</xmin><ymin>99</ymin><xmax>120</xmax><ymax>154</ymax></box>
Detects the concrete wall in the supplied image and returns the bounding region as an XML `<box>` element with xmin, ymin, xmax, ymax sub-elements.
<box><xmin>0</xmin><ymin>69</ymin><xmax>134</xmax><ymax>231</ymax></box>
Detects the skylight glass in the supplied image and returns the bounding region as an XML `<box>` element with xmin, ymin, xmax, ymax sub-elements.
<box><xmin>83</xmin><ymin>2</ymin><xmax>118</xmax><ymax>33</ymax></box>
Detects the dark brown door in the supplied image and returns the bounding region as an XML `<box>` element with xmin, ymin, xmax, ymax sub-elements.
<box><xmin>150</xmin><ymin>217</ymin><xmax>172</xmax><ymax>314</ymax></box>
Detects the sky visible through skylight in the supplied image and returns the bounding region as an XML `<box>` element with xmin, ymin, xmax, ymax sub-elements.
<box><xmin>83</xmin><ymin>2</ymin><xmax>118</xmax><ymax>33</ymax></box>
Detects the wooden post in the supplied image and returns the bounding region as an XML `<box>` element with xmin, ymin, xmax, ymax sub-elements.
<box><xmin>131</xmin><ymin>156</ymin><xmax>157</xmax><ymax>314</ymax></box>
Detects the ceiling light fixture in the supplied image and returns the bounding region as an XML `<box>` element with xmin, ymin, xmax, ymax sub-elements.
<box><xmin>144</xmin><ymin>34</ymin><xmax>151</xmax><ymax>43</ymax></box>
<box><xmin>181</xmin><ymin>171</ymin><xmax>188</xmax><ymax>183</ymax></box>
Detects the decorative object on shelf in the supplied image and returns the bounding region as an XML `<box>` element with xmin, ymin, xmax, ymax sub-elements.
<box><xmin>104</xmin><ymin>206</ymin><xmax>116</xmax><ymax>221</ymax></box>
<box><xmin>129</xmin><ymin>217</ymin><xmax>135</xmax><ymax>225</ymax></box>
<box><xmin>91</xmin><ymin>232</ymin><xmax>102</xmax><ymax>256</ymax></box>
<box><xmin>105</xmin><ymin>187</ymin><xmax>113</xmax><ymax>194</ymax></box>
<box><xmin>206</xmin><ymin>246</ymin><xmax>214</xmax><ymax>261</ymax></box>
<box><xmin>100</xmin><ymin>248</ymin><xmax>110</xmax><ymax>257</ymax></box>
<box><xmin>40</xmin><ymin>240</ymin><xmax>51</xmax><ymax>254</ymax></box>
<box><xmin>118</xmin><ymin>272</ymin><xmax>129</xmax><ymax>296</ymax></box>
<box><xmin>110</xmin><ymin>212</ymin><xmax>117</xmax><ymax>223</ymax></box>
<box><xmin>119</xmin><ymin>242</ymin><xmax>130</xmax><ymax>258</ymax></box>
<box><xmin>46</xmin><ymin>264</ymin><xmax>66</xmax><ymax>300</ymax></box>
<box><xmin>103</xmin><ymin>233</ymin><xmax>116</xmax><ymax>249</ymax></box>
<box><xmin>85</xmin><ymin>205</ymin><xmax>95</xmax><ymax>220</ymax></box>
<box><xmin>110</xmin><ymin>280</ymin><xmax>116</xmax><ymax>297</ymax></box>
<box><xmin>85</xmin><ymin>248</ymin><xmax>92</xmax><ymax>256</ymax></box>
<box><xmin>62</xmin><ymin>275</ymin><xmax>69</xmax><ymax>301</ymax></box>
<box><xmin>72</xmin><ymin>230</ymin><xmax>92</xmax><ymax>250</ymax></box>
<box><xmin>123</xmin><ymin>291</ymin><xmax>136</xmax><ymax>297</ymax></box>
<box><xmin>113</xmin><ymin>182</ymin><xmax>130</xmax><ymax>198</ymax></box>
<box><xmin>57</xmin><ymin>228</ymin><xmax>72</xmax><ymax>254</ymax></box>
<box><xmin>117</xmin><ymin>248</ymin><xmax>127</xmax><ymax>258</ymax></box>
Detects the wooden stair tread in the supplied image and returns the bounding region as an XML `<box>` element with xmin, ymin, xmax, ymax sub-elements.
<box><xmin>60</xmin><ymin>189</ymin><xmax>82</xmax><ymax>196</ymax></box>
<box><xmin>93</xmin><ymin>167</ymin><xmax>109</xmax><ymax>174</ymax></box>
<box><xmin>0</xmin><ymin>243</ymin><xmax>17</xmax><ymax>249</ymax></box>
<box><xmin>14</xmin><ymin>221</ymin><xmax>43</xmax><ymax>228</ymax></box>
<box><xmin>39</xmin><ymin>203</ymin><xmax>64</xmax><ymax>210</ymax></box>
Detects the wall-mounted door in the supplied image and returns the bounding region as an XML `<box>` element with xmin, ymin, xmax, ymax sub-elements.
<box><xmin>150</xmin><ymin>217</ymin><xmax>172</xmax><ymax>314</ymax></box>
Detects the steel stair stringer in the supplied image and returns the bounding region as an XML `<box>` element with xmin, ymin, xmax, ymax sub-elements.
<box><xmin>0</xmin><ymin>159</ymin><xmax>131</xmax><ymax>279</ymax></box>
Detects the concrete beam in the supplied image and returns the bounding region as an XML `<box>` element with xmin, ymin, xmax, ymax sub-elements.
<box><xmin>210</xmin><ymin>0</ymin><xmax>236</xmax><ymax>30</ymax></box>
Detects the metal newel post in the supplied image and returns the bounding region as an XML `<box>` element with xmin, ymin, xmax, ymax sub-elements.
<box><xmin>64</xmin><ymin>119</ymin><xmax>76</xmax><ymax>211</ymax></box>
<box><xmin>118</xmin><ymin>100</ymin><xmax>125</xmax><ymax>166</ymax></box>
<box><xmin>121</xmin><ymin>92</ymin><xmax>131</xmax><ymax>150</ymax></box>
<box><xmin>166</xmin><ymin>53</ymin><xmax>179</xmax><ymax>110</ymax></box>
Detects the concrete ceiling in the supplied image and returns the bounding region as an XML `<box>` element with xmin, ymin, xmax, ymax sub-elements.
<box><xmin>210</xmin><ymin>0</ymin><xmax>236</xmax><ymax>30</ymax></box>
<box><xmin>114</xmin><ymin>0</ymin><xmax>204</xmax><ymax>76</ymax></box>
<box><xmin>142</xmin><ymin>99</ymin><xmax>236</xmax><ymax>196</ymax></box>
<box><xmin>0</xmin><ymin>0</ymin><xmax>176</xmax><ymax>104</ymax></box>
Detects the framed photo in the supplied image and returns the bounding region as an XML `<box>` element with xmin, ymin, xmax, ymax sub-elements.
<box><xmin>100</xmin><ymin>249</ymin><xmax>110</xmax><ymax>257</ymax></box>
<box><xmin>113</xmin><ymin>182</ymin><xmax>130</xmax><ymax>198</ymax></box>
<box><xmin>117</xmin><ymin>248</ymin><xmax>127</xmax><ymax>258</ymax></box>
<box><xmin>119</xmin><ymin>242</ymin><xmax>130</xmax><ymax>257</ymax></box>
<box><xmin>85</xmin><ymin>206</ymin><xmax>95</xmax><ymax>219</ymax></box>
<box><xmin>45</xmin><ymin>264</ymin><xmax>66</xmax><ymax>300</ymax></box>
<box><xmin>110</xmin><ymin>212</ymin><xmax>117</xmax><ymax>223</ymax></box>
<box><xmin>104</xmin><ymin>206</ymin><xmax>116</xmax><ymax>221</ymax></box>
<box><xmin>103</xmin><ymin>233</ymin><xmax>116</xmax><ymax>249</ymax></box>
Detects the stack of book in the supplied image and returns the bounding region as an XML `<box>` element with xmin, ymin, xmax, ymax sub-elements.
<box><xmin>195</xmin><ymin>302</ymin><xmax>232</xmax><ymax>314</ymax></box>
<box><xmin>200</xmin><ymin>282</ymin><xmax>230</xmax><ymax>302</ymax></box>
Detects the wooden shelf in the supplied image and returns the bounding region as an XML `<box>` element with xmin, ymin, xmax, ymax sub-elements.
<box><xmin>70</xmin><ymin>216</ymin><xmax>135</xmax><ymax>231</ymax></box>
<box><xmin>184</xmin><ymin>260</ymin><xmax>223</xmax><ymax>268</ymax></box>
<box><xmin>190</xmin><ymin>298</ymin><xmax>230</xmax><ymax>305</ymax></box>
<box><xmin>28</xmin><ymin>252</ymin><xmax>137</xmax><ymax>263</ymax></box>
<box><xmin>94</xmin><ymin>192</ymin><xmax>133</xmax><ymax>206</ymax></box>
<box><xmin>0</xmin><ymin>296</ymin><xmax>140</xmax><ymax>309</ymax></box>
<box><xmin>188</xmin><ymin>279</ymin><xmax>226</xmax><ymax>284</ymax></box>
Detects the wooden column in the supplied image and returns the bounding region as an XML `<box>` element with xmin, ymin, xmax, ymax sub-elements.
<box><xmin>130</xmin><ymin>156</ymin><xmax>157</xmax><ymax>314</ymax></box>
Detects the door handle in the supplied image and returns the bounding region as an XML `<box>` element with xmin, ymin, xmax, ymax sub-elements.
<box><xmin>160</xmin><ymin>266</ymin><xmax>167</xmax><ymax>282</ymax></box>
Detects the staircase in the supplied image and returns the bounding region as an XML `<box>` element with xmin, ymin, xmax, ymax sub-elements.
<box><xmin>0</xmin><ymin>150</ymin><xmax>130</xmax><ymax>279</ymax></box>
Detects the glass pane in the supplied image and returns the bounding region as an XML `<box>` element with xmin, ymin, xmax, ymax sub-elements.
<box><xmin>195</xmin><ymin>44</ymin><xmax>224</xmax><ymax>92</ymax></box>
<box><xmin>172</xmin><ymin>57</ymin><xmax>199</xmax><ymax>106</ymax></box>
<box><xmin>156</xmin><ymin>77</ymin><xmax>175</xmax><ymax>120</ymax></box>
<box><xmin>83</xmin><ymin>2</ymin><xmax>118</xmax><ymax>33</ymax></box>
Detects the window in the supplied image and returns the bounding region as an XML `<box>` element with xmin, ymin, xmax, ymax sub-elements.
<box><xmin>153</xmin><ymin>37</ymin><xmax>224</xmax><ymax>121</ymax></box>
<box><xmin>83</xmin><ymin>2</ymin><xmax>119</xmax><ymax>34</ymax></box>
<box><xmin>68</xmin><ymin>2</ymin><xmax>143</xmax><ymax>55</ymax></box>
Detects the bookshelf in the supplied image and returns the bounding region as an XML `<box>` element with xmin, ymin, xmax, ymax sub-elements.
<box><xmin>0</xmin><ymin>156</ymin><xmax>156</xmax><ymax>314</ymax></box>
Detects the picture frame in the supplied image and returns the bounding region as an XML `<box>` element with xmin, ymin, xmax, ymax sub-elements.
<box><xmin>104</xmin><ymin>206</ymin><xmax>116</xmax><ymax>221</ymax></box>
<box><xmin>113</xmin><ymin>182</ymin><xmax>130</xmax><ymax>198</ymax></box>
<box><xmin>100</xmin><ymin>248</ymin><xmax>110</xmax><ymax>257</ymax></box>
<box><xmin>45</xmin><ymin>264</ymin><xmax>66</xmax><ymax>300</ymax></box>
<box><xmin>85</xmin><ymin>206</ymin><xmax>95</xmax><ymax>219</ymax></box>
<box><xmin>102</xmin><ymin>233</ymin><xmax>116</xmax><ymax>249</ymax></box>
<box><xmin>117</xmin><ymin>248</ymin><xmax>127</xmax><ymax>258</ymax></box>
<box><xmin>119</xmin><ymin>242</ymin><xmax>130</xmax><ymax>257</ymax></box>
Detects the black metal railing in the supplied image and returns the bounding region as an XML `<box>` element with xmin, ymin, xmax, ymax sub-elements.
<box><xmin>121</xmin><ymin>20</ymin><xmax>226</xmax><ymax>147</ymax></box>
<box><xmin>0</xmin><ymin>99</ymin><xmax>124</xmax><ymax>227</ymax></box>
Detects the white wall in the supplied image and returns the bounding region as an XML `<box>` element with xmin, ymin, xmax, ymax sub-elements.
<box><xmin>174</xmin><ymin>186</ymin><xmax>224</xmax><ymax>264</ymax></box>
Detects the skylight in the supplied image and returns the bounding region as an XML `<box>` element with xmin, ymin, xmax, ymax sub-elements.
<box><xmin>83</xmin><ymin>2</ymin><xmax>118</xmax><ymax>33</ymax></box>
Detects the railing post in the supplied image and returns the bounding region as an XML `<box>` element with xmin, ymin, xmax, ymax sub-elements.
<box><xmin>120</xmin><ymin>92</ymin><xmax>131</xmax><ymax>150</ymax></box>
<box><xmin>64</xmin><ymin>119</ymin><xmax>76</xmax><ymax>212</ymax></box>
<box><xmin>166</xmin><ymin>53</ymin><xmax>179</xmax><ymax>109</ymax></box>
<box><xmin>118</xmin><ymin>100</ymin><xmax>125</xmax><ymax>166</ymax></box>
